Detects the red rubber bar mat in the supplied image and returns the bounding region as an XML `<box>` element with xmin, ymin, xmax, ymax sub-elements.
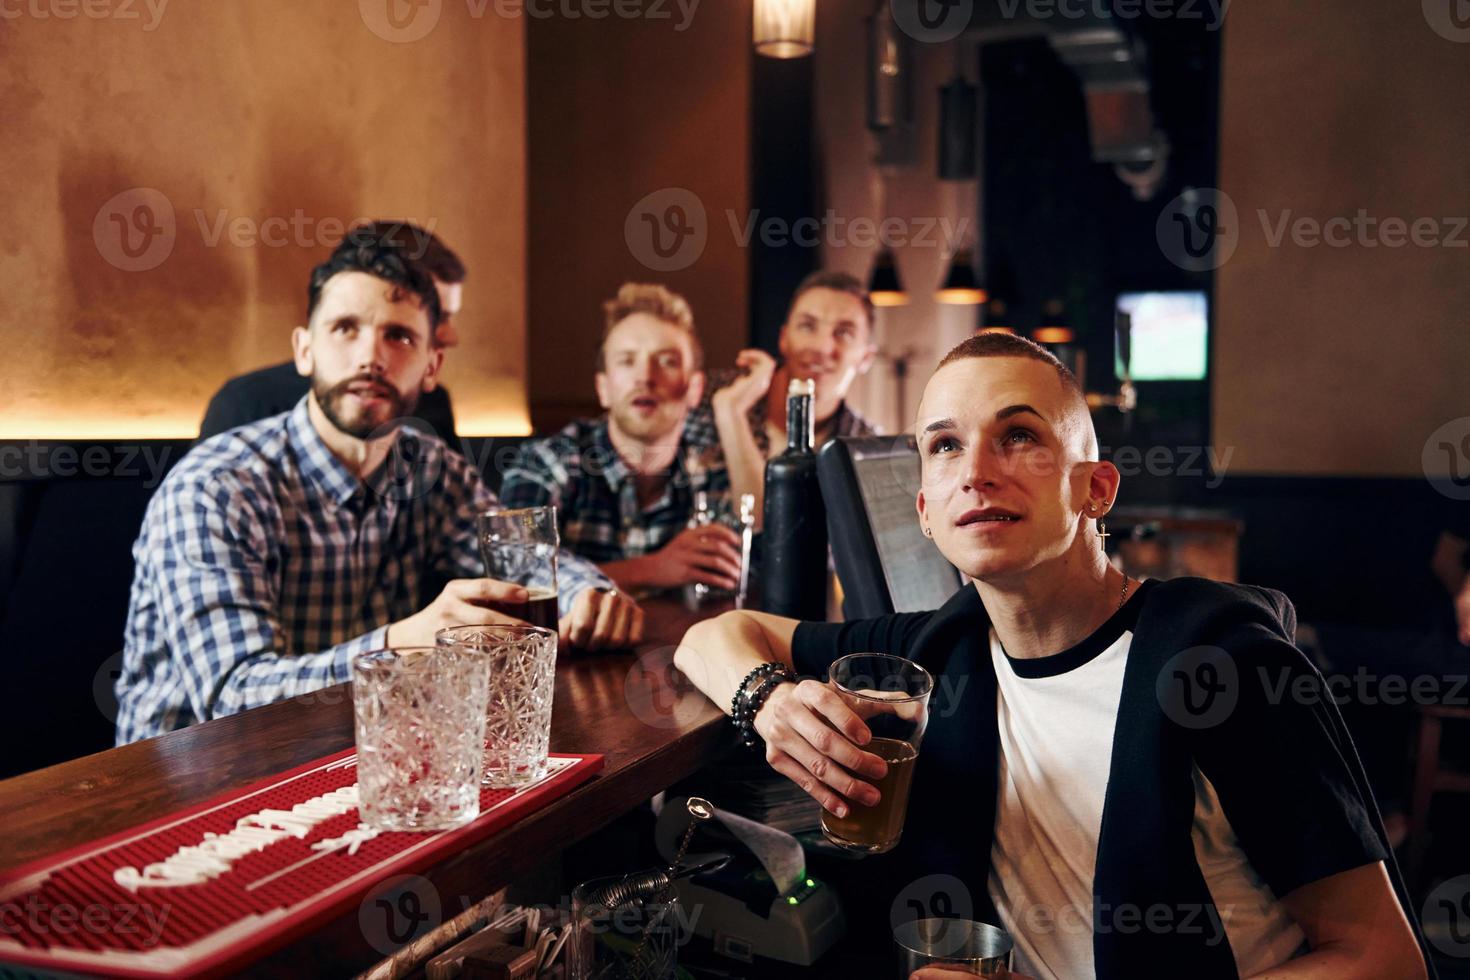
<box><xmin>0</xmin><ymin>749</ymin><xmax>603</xmax><ymax>978</ymax></box>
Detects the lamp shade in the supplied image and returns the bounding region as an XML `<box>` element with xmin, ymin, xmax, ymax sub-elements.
<box><xmin>936</xmin><ymin>249</ymin><xmax>987</xmax><ymax>305</ymax></box>
<box><xmin>866</xmin><ymin>1</ymin><xmax>911</xmax><ymax>131</ymax></box>
<box><xmin>983</xmin><ymin>297</ymin><xmax>1011</xmax><ymax>332</ymax></box>
<box><xmin>1034</xmin><ymin>299</ymin><xmax>1073</xmax><ymax>344</ymax></box>
<box><xmin>868</xmin><ymin>250</ymin><xmax>908</xmax><ymax>306</ymax></box>
<box><xmin>754</xmin><ymin>0</ymin><xmax>814</xmax><ymax>58</ymax></box>
<box><xmin>1032</xmin><ymin>326</ymin><xmax>1075</xmax><ymax>344</ymax></box>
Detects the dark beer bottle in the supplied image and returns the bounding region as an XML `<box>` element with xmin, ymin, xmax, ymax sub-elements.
<box><xmin>761</xmin><ymin>378</ymin><xmax>827</xmax><ymax>620</ymax></box>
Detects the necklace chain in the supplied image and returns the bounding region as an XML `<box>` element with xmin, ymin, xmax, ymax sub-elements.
<box><xmin>1118</xmin><ymin>573</ymin><xmax>1133</xmax><ymax>612</ymax></box>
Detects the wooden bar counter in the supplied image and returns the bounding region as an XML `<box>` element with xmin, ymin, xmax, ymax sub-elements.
<box><xmin>0</xmin><ymin>597</ymin><xmax>734</xmax><ymax>977</ymax></box>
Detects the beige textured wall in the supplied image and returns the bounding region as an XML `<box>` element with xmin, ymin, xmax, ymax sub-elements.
<box><xmin>0</xmin><ymin>1</ymin><xmax>528</xmax><ymax>438</ymax></box>
<box><xmin>526</xmin><ymin>2</ymin><xmax>750</xmax><ymax>429</ymax></box>
<box><xmin>1216</xmin><ymin>2</ymin><xmax>1470</xmax><ymax>476</ymax></box>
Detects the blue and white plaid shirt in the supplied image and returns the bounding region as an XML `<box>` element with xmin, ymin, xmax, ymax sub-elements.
<box><xmin>498</xmin><ymin>417</ymin><xmax>727</xmax><ymax>564</ymax></box>
<box><xmin>116</xmin><ymin>398</ymin><xmax>612</xmax><ymax>745</ymax></box>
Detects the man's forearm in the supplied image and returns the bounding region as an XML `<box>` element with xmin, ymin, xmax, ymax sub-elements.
<box><xmin>555</xmin><ymin>549</ymin><xmax>615</xmax><ymax>614</ymax></box>
<box><xmin>1245</xmin><ymin>945</ymin><xmax>1426</xmax><ymax>980</ymax></box>
<box><xmin>673</xmin><ymin>610</ymin><xmax>798</xmax><ymax>712</ymax></box>
<box><xmin>601</xmin><ymin>555</ymin><xmax>653</xmax><ymax>592</ymax></box>
<box><xmin>209</xmin><ymin>626</ymin><xmax>388</xmax><ymax>719</ymax></box>
<box><xmin>713</xmin><ymin>401</ymin><xmax>767</xmax><ymax>525</ymax></box>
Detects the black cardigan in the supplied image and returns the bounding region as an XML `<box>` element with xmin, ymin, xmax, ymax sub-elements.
<box><xmin>792</xmin><ymin>576</ymin><xmax>1435</xmax><ymax>978</ymax></box>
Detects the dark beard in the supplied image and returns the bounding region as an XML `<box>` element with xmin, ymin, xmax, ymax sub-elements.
<box><xmin>312</xmin><ymin>374</ymin><xmax>419</xmax><ymax>440</ymax></box>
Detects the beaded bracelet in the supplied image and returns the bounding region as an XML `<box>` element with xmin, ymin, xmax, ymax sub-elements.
<box><xmin>731</xmin><ymin>662</ymin><xmax>796</xmax><ymax>748</ymax></box>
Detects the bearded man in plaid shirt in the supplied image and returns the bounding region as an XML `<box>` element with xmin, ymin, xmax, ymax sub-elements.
<box><xmin>115</xmin><ymin>241</ymin><xmax>642</xmax><ymax>745</ymax></box>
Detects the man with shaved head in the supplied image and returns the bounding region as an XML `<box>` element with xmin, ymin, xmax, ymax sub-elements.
<box><xmin>672</xmin><ymin>334</ymin><xmax>1431</xmax><ymax>978</ymax></box>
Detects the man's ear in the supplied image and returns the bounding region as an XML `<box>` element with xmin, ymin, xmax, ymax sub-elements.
<box><xmin>776</xmin><ymin>322</ymin><xmax>794</xmax><ymax>363</ymax></box>
<box><xmin>594</xmin><ymin>372</ymin><xmax>611</xmax><ymax>411</ymax></box>
<box><xmin>1088</xmin><ymin>460</ymin><xmax>1123</xmax><ymax>514</ymax></box>
<box><xmin>685</xmin><ymin>369</ymin><xmax>707</xmax><ymax>409</ymax></box>
<box><xmin>291</xmin><ymin>325</ymin><xmax>313</xmax><ymax>377</ymax></box>
<box><xmin>915</xmin><ymin>489</ymin><xmax>929</xmax><ymax>532</ymax></box>
<box><xmin>856</xmin><ymin>341</ymin><xmax>878</xmax><ymax>377</ymax></box>
<box><xmin>420</xmin><ymin>346</ymin><xmax>445</xmax><ymax>394</ymax></box>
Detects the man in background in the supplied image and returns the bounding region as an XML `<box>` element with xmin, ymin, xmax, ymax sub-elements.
<box><xmin>693</xmin><ymin>270</ymin><xmax>879</xmax><ymax>516</ymax></box>
<box><xmin>499</xmin><ymin>283</ymin><xmax>742</xmax><ymax>595</ymax></box>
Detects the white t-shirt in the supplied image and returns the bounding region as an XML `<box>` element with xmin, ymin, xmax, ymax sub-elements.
<box><xmin>985</xmin><ymin>598</ymin><xmax>1308</xmax><ymax>979</ymax></box>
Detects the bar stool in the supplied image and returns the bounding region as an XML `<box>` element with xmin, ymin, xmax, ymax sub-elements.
<box><xmin>1405</xmin><ymin>704</ymin><xmax>1470</xmax><ymax>891</ymax></box>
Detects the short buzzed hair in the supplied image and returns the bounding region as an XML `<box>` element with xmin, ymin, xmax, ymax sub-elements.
<box><xmin>597</xmin><ymin>283</ymin><xmax>702</xmax><ymax>371</ymax></box>
<box><xmin>938</xmin><ymin>331</ymin><xmax>1084</xmax><ymax>401</ymax></box>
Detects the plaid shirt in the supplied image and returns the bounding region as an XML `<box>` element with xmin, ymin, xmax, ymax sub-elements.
<box><xmin>682</xmin><ymin>367</ymin><xmax>878</xmax><ymax>454</ymax></box>
<box><xmin>116</xmin><ymin>398</ymin><xmax>611</xmax><ymax>745</ymax></box>
<box><xmin>498</xmin><ymin>417</ymin><xmax>728</xmax><ymax>564</ymax></box>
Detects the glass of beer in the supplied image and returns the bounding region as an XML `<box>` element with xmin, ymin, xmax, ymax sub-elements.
<box><xmin>437</xmin><ymin>624</ymin><xmax>558</xmax><ymax>788</ymax></box>
<box><xmin>820</xmin><ymin>653</ymin><xmax>932</xmax><ymax>854</ymax></box>
<box><xmin>477</xmin><ymin>506</ymin><xmax>559</xmax><ymax>630</ymax></box>
<box><xmin>894</xmin><ymin>919</ymin><xmax>1013</xmax><ymax>977</ymax></box>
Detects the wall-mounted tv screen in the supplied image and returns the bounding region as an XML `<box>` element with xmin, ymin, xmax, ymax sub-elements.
<box><xmin>1115</xmin><ymin>291</ymin><xmax>1209</xmax><ymax>381</ymax></box>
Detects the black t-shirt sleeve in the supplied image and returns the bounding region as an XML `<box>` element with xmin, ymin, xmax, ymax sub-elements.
<box><xmin>791</xmin><ymin>611</ymin><xmax>935</xmax><ymax>679</ymax></box>
<box><xmin>1191</xmin><ymin>631</ymin><xmax>1388</xmax><ymax>899</ymax></box>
